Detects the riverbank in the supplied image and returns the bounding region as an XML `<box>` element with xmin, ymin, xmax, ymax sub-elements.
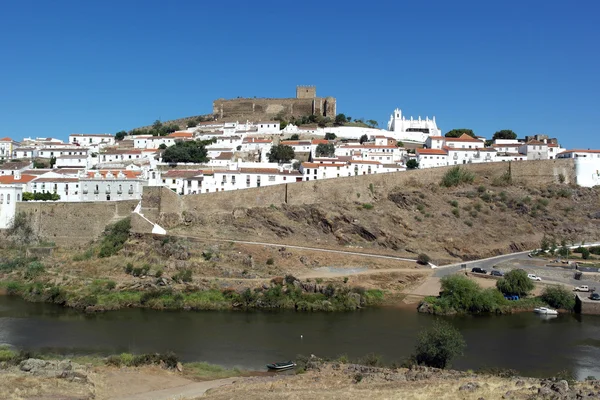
<box><xmin>3</xmin><ymin>350</ymin><xmax>596</xmax><ymax>400</ymax></box>
<box><xmin>0</xmin><ymin>276</ymin><xmax>388</xmax><ymax>312</ymax></box>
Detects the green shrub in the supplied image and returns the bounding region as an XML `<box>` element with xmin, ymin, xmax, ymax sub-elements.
<box><xmin>24</xmin><ymin>261</ymin><xmax>45</xmax><ymax>280</ymax></box>
<box><xmin>172</xmin><ymin>269</ymin><xmax>193</xmax><ymax>283</ymax></box>
<box><xmin>411</xmin><ymin>320</ymin><xmax>465</xmax><ymax>369</ymax></box>
<box><xmin>450</xmin><ymin>200</ymin><xmax>458</xmax><ymax>207</ymax></box>
<box><xmin>105</xmin><ymin>280</ymin><xmax>116</xmax><ymax>290</ymax></box>
<box><xmin>464</xmin><ymin>220</ymin><xmax>473</xmax><ymax>227</ymax></box>
<box><xmin>125</xmin><ymin>263</ymin><xmax>134</xmax><ymax>274</ymax></box>
<box><xmin>98</xmin><ymin>217</ymin><xmax>131</xmax><ymax>258</ymax></box>
<box><xmin>266</xmin><ymin>258</ymin><xmax>274</xmax><ymax>265</ymax></box>
<box><xmin>496</xmin><ymin>269</ymin><xmax>534</xmax><ymax>296</ymax></box>
<box><xmin>541</xmin><ymin>285</ymin><xmax>575</xmax><ymax>311</ymax></box>
<box><xmin>155</xmin><ymin>269</ymin><xmax>163</xmax><ymax>278</ymax></box>
<box><xmin>362</xmin><ymin>203</ymin><xmax>374</xmax><ymax>210</ymax></box>
<box><xmin>358</xmin><ymin>353</ymin><xmax>383</xmax><ymax>367</ymax></box>
<box><xmin>440</xmin><ymin>166</ymin><xmax>475</xmax><ymax>187</ymax></box>
<box><xmin>556</xmin><ymin>188</ymin><xmax>572</xmax><ymax>198</ymax></box>
<box><xmin>452</xmin><ymin>208</ymin><xmax>460</xmax><ymax>218</ymax></box>
<box><xmin>417</xmin><ymin>253</ymin><xmax>431</xmax><ymax>265</ymax></box>
<box><xmin>477</xmin><ymin>185</ymin><xmax>486</xmax><ymax>193</ymax></box>
<box><xmin>582</xmin><ymin>248</ymin><xmax>591</xmax><ymax>260</ymax></box>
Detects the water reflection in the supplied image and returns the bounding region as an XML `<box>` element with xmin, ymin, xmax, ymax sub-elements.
<box><xmin>1</xmin><ymin>296</ymin><xmax>600</xmax><ymax>380</ymax></box>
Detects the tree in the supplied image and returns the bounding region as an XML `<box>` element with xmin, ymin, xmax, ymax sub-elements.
<box><xmin>397</xmin><ymin>141</ymin><xmax>404</xmax><ymax>147</ymax></box>
<box><xmin>22</xmin><ymin>191</ymin><xmax>60</xmax><ymax>201</ymax></box>
<box><xmin>115</xmin><ymin>131</ymin><xmax>127</xmax><ymax>141</ymax></box>
<box><xmin>417</xmin><ymin>253</ymin><xmax>430</xmax><ymax>265</ymax></box>
<box><xmin>267</xmin><ymin>144</ymin><xmax>295</xmax><ymax>163</ymax></box>
<box><xmin>158</xmin><ymin>143</ymin><xmax>167</xmax><ymax>150</ymax></box>
<box><xmin>290</xmin><ymin>134</ymin><xmax>300</xmax><ymax>140</ymax></box>
<box><xmin>6</xmin><ymin>212</ymin><xmax>38</xmax><ymax>245</ymax></box>
<box><xmin>366</xmin><ymin>119</ymin><xmax>379</xmax><ymax>128</ymax></box>
<box><xmin>359</xmin><ymin>134</ymin><xmax>368</xmax><ymax>144</ymax></box>
<box><xmin>445</xmin><ymin>129</ymin><xmax>476</xmax><ymax>138</ymax></box>
<box><xmin>335</xmin><ymin>113</ymin><xmax>347</xmax><ymax>125</ymax></box>
<box><xmin>315</xmin><ymin>143</ymin><xmax>335</xmax><ymax>158</ymax></box>
<box><xmin>49</xmin><ymin>156</ymin><xmax>56</xmax><ymax>168</ymax></box>
<box><xmin>324</xmin><ymin>132</ymin><xmax>337</xmax><ymax>140</ymax></box>
<box><xmin>161</xmin><ymin>141</ymin><xmax>208</xmax><ymax>164</ymax></box>
<box><xmin>406</xmin><ymin>159</ymin><xmax>419</xmax><ymax>170</ymax></box>
<box><xmin>541</xmin><ymin>285</ymin><xmax>575</xmax><ymax>311</ymax></box>
<box><xmin>496</xmin><ymin>269</ymin><xmax>534</xmax><ymax>296</ymax></box>
<box><xmin>411</xmin><ymin>320</ymin><xmax>466</xmax><ymax>369</ymax></box>
<box><xmin>492</xmin><ymin>130</ymin><xmax>517</xmax><ymax>141</ymax></box>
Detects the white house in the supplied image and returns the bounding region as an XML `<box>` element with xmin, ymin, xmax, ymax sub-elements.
<box><xmin>416</xmin><ymin>148</ymin><xmax>448</xmax><ymax>168</ymax></box>
<box><xmin>0</xmin><ymin>161</ymin><xmax>33</xmax><ymax>176</ymax></box>
<box><xmin>255</xmin><ymin>121</ymin><xmax>281</xmax><ymax>134</ymax></box>
<box><xmin>0</xmin><ymin>177</ymin><xmax>23</xmax><ymax>229</ymax></box>
<box><xmin>443</xmin><ymin>134</ymin><xmax>485</xmax><ymax>149</ymax></box>
<box><xmin>29</xmin><ymin>176</ymin><xmax>81</xmax><ymax>202</ymax></box>
<box><xmin>54</xmin><ymin>155</ymin><xmax>90</xmax><ymax>169</ymax></box>
<box><xmin>12</xmin><ymin>147</ymin><xmax>37</xmax><ymax>159</ymax></box>
<box><xmin>79</xmin><ymin>170</ymin><xmax>146</xmax><ymax>202</ymax></box>
<box><xmin>557</xmin><ymin>150</ymin><xmax>600</xmax><ymax>159</ymax></box>
<box><xmin>0</xmin><ymin>137</ymin><xmax>18</xmax><ymax>161</ymax></box>
<box><xmin>69</xmin><ymin>133</ymin><xmax>115</xmax><ymax>147</ymax></box>
<box><xmin>37</xmin><ymin>147</ymin><xmax>88</xmax><ymax>159</ymax></box>
<box><xmin>518</xmin><ymin>140</ymin><xmax>548</xmax><ymax>160</ymax></box>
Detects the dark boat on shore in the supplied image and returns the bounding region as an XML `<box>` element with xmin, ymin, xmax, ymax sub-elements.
<box><xmin>266</xmin><ymin>361</ymin><xmax>296</xmax><ymax>371</ymax></box>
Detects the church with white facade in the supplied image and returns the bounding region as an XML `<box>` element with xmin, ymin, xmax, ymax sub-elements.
<box><xmin>387</xmin><ymin>108</ymin><xmax>441</xmax><ymax>143</ymax></box>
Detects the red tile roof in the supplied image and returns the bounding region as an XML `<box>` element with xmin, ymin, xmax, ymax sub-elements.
<box><xmin>444</xmin><ymin>134</ymin><xmax>483</xmax><ymax>142</ymax></box>
<box><xmin>417</xmin><ymin>148</ymin><xmax>447</xmax><ymax>155</ymax></box>
<box><xmin>0</xmin><ymin>174</ymin><xmax>37</xmax><ymax>184</ymax></box>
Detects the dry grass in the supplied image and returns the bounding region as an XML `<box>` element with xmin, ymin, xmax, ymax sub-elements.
<box><xmin>0</xmin><ymin>370</ymin><xmax>96</xmax><ymax>400</ymax></box>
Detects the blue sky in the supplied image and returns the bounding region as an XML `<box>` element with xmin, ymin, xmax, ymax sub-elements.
<box><xmin>1</xmin><ymin>0</ymin><xmax>598</xmax><ymax>149</ymax></box>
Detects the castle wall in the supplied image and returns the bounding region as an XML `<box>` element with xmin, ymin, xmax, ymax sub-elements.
<box><xmin>18</xmin><ymin>159</ymin><xmax>576</xmax><ymax>244</ymax></box>
<box><xmin>213</xmin><ymin>97</ymin><xmax>335</xmax><ymax>119</ymax></box>
<box><xmin>17</xmin><ymin>200</ymin><xmax>138</xmax><ymax>245</ymax></box>
<box><xmin>136</xmin><ymin>159</ymin><xmax>576</xmax><ymax>232</ymax></box>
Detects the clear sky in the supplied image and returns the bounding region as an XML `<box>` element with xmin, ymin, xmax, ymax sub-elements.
<box><xmin>1</xmin><ymin>0</ymin><xmax>598</xmax><ymax>149</ymax></box>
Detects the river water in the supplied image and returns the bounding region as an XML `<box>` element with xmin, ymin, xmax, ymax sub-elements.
<box><xmin>1</xmin><ymin>295</ymin><xmax>600</xmax><ymax>380</ymax></box>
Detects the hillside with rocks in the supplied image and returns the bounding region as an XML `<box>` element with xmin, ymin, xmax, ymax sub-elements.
<box><xmin>169</xmin><ymin>179</ymin><xmax>600</xmax><ymax>266</ymax></box>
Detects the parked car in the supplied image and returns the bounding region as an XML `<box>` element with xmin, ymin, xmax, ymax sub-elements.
<box><xmin>590</xmin><ymin>293</ymin><xmax>600</xmax><ymax>301</ymax></box>
<box><xmin>574</xmin><ymin>285</ymin><xmax>590</xmax><ymax>292</ymax></box>
<box><xmin>471</xmin><ymin>267</ymin><xmax>487</xmax><ymax>274</ymax></box>
<box><xmin>527</xmin><ymin>274</ymin><xmax>542</xmax><ymax>281</ymax></box>
<box><xmin>491</xmin><ymin>270</ymin><xmax>504</xmax><ymax>277</ymax></box>
<box><xmin>504</xmin><ymin>295</ymin><xmax>520</xmax><ymax>301</ymax></box>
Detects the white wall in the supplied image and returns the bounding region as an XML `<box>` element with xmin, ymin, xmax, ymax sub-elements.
<box><xmin>0</xmin><ymin>185</ymin><xmax>22</xmax><ymax>229</ymax></box>
<box><xmin>575</xmin><ymin>158</ymin><xmax>600</xmax><ymax>187</ymax></box>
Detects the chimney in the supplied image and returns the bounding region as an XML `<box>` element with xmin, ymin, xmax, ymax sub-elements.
<box><xmin>14</xmin><ymin>171</ymin><xmax>21</xmax><ymax>180</ymax></box>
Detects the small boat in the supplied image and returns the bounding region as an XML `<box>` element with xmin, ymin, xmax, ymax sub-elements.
<box><xmin>266</xmin><ymin>361</ymin><xmax>296</xmax><ymax>371</ymax></box>
<box><xmin>534</xmin><ymin>307</ymin><xmax>558</xmax><ymax>315</ymax></box>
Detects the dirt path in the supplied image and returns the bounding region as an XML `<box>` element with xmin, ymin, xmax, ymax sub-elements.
<box><xmin>297</xmin><ymin>267</ymin><xmax>424</xmax><ymax>279</ymax></box>
<box><xmin>109</xmin><ymin>377</ymin><xmax>242</xmax><ymax>400</ymax></box>
<box><xmin>172</xmin><ymin>234</ymin><xmax>418</xmax><ymax>263</ymax></box>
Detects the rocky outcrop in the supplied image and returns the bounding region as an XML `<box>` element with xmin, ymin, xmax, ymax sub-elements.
<box><xmin>19</xmin><ymin>358</ymin><xmax>88</xmax><ymax>382</ymax></box>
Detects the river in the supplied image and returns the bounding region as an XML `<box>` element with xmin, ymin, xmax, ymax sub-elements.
<box><xmin>1</xmin><ymin>296</ymin><xmax>600</xmax><ymax>380</ymax></box>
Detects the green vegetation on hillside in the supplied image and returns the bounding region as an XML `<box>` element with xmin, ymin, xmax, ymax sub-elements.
<box><xmin>445</xmin><ymin>129</ymin><xmax>476</xmax><ymax>138</ymax></box>
<box><xmin>267</xmin><ymin>144</ymin><xmax>295</xmax><ymax>163</ymax></box>
<box><xmin>22</xmin><ymin>191</ymin><xmax>60</xmax><ymax>201</ymax></box>
<box><xmin>98</xmin><ymin>217</ymin><xmax>131</xmax><ymax>258</ymax></box>
<box><xmin>440</xmin><ymin>166</ymin><xmax>475</xmax><ymax>187</ymax></box>
<box><xmin>161</xmin><ymin>140</ymin><xmax>211</xmax><ymax>164</ymax></box>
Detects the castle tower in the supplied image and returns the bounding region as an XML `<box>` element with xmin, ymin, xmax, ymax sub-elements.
<box><xmin>296</xmin><ymin>85</ymin><xmax>316</xmax><ymax>99</ymax></box>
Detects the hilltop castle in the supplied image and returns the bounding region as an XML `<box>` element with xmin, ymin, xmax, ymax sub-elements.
<box><xmin>213</xmin><ymin>86</ymin><xmax>336</xmax><ymax>121</ymax></box>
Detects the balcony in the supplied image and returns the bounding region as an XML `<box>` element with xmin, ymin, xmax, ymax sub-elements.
<box><xmin>117</xmin><ymin>190</ymin><xmax>123</xmax><ymax>194</ymax></box>
<box><xmin>128</xmin><ymin>189</ymin><xmax>134</xmax><ymax>195</ymax></box>
<box><xmin>93</xmin><ymin>190</ymin><xmax>99</xmax><ymax>195</ymax></box>
<box><xmin>83</xmin><ymin>190</ymin><xmax>88</xmax><ymax>194</ymax></box>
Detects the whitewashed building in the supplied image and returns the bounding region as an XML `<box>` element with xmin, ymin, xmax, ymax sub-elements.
<box><xmin>0</xmin><ymin>177</ymin><xmax>23</xmax><ymax>229</ymax></box>
<box><xmin>69</xmin><ymin>133</ymin><xmax>115</xmax><ymax>147</ymax></box>
<box><xmin>0</xmin><ymin>137</ymin><xmax>18</xmax><ymax>161</ymax></box>
<box><xmin>387</xmin><ymin>108</ymin><xmax>441</xmax><ymax>143</ymax></box>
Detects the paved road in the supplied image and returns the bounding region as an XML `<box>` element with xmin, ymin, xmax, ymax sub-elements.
<box><xmin>434</xmin><ymin>252</ymin><xmax>532</xmax><ymax>277</ymax></box>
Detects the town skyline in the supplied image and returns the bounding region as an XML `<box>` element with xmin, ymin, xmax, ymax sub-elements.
<box><xmin>1</xmin><ymin>1</ymin><xmax>599</xmax><ymax>149</ymax></box>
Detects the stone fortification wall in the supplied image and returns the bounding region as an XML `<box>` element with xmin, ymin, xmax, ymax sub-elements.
<box><xmin>213</xmin><ymin>97</ymin><xmax>335</xmax><ymax>119</ymax></box>
<box><xmin>137</xmin><ymin>159</ymin><xmax>576</xmax><ymax>232</ymax></box>
<box><xmin>17</xmin><ymin>200</ymin><xmax>138</xmax><ymax>246</ymax></box>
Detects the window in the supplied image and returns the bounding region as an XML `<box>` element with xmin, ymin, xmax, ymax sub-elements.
<box><xmin>257</xmin><ymin>176</ymin><xmax>261</xmax><ymax>187</ymax></box>
<box><xmin>231</xmin><ymin>176</ymin><xmax>236</xmax><ymax>184</ymax></box>
<box><xmin>17</xmin><ymin>194</ymin><xmax>20</xmax><ymax>201</ymax></box>
<box><xmin>268</xmin><ymin>176</ymin><xmax>275</xmax><ymax>182</ymax></box>
<box><xmin>7</xmin><ymin>194</ymin><xmax>10</xmax><ymax>204</ymax></box>
<box><xmin>0</xmin><ymin>194</ymin><xmax>3</xmax><ymax>203</ymax></box>
<box><xmin>246</xmin><ymin>175</ymin><xmax>251</xmax><ymax>188</ymax></box>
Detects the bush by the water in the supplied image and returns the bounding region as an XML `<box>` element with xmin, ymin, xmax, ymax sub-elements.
<box><xmin>424</xmin><ymin>274</ymin><xmax>542</xmax><ymax>315</ymax></box>
<box><xmin>440</xmin><ymin>166</ymin><xmax>475</xmax><ymax>188</ymax></box>
<box><xmin>98</xmin><ymin>217</ymin><xmax>131</xmax><ymax>258</ymax></box>
<box><xmin>411</xmin><ymin>320</ymin><xmax>465</xmax><ymax>369</ymax></box>
<box><xmin>496</xmin><ymin>269</ymin><xmax>534</xmax><ymax>296</ymax></box>
<box><xmin>105</xmin><ymin>352</ymin><xmax>179</xmax><ymax>369</ymax></box>
<box><xmin>541</xmin><ymin>285</ymin><xmax>575</xmax><ymax>311</ymax></box>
